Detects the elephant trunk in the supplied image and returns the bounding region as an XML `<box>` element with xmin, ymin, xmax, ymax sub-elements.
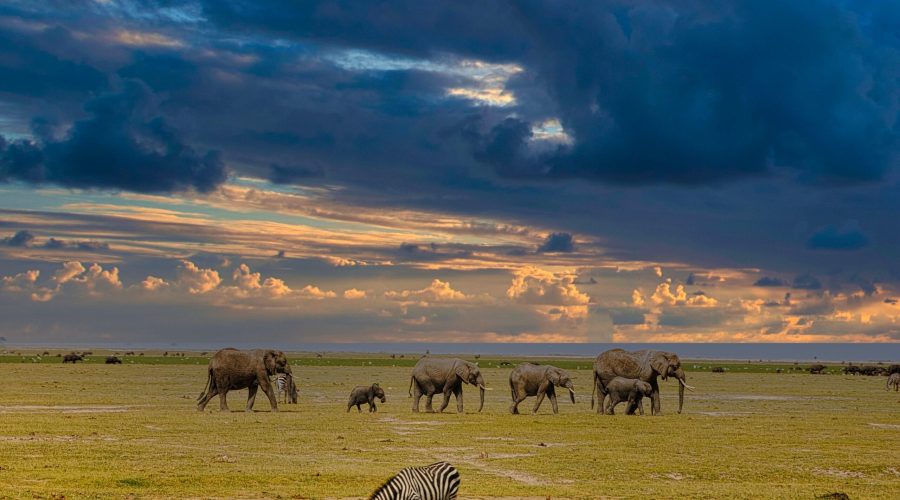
<box><xmin>566</xmin><ymin>382</ymin><xmax>576</xmax><ymax>404</ymax></box>
<box><xmin>674</xmin><ymin>367</ymin><xmax>694</xmax><ymax>414</ymax></box>
<box><xmin>476</xmin><ymin>374</ymin><xmax>486</xmax><ymax>412</ymax></box>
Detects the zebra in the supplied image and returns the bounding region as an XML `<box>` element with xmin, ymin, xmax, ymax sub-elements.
<box><xmin>274</xmin><ymin>372</ymin><xmax>298</xmax><ymax>404</ymax></box>
<box><xmin>369</xmin><ymin>461</ymin><xmax>459</xmax><ymax>500</ymax></box>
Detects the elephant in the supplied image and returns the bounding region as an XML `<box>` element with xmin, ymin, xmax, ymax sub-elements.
<box><xmin>197</xmin><ymin>348</ymin><xmax>290</xmax><ymax>412</ymax></box>
<box><xmin>62</xmin><ymin>353</ymin><xmax>83</xmax><ymax>363</ymax></box>
<box><xmin>348</xmin><ymin>383</ymin><xmax>386</xmax><ymax>412</ymax></box>
<box><xmin>603</xmin><ymin>377</ymin><xmax>652</xmax><ymax>415</ymax></box>
<box><xmin>592</xmin><ymin>349</ymin><xmax>694</xmax><ymax>415</ymax></box>
<box><xmin>508</xmin><ymin>362</ymin><xmax>575</xmax><ymax>414</ymax></box>
<box><xmin>888</xmin><ymin>373</ymin><xmax>900</xmax><ymax>391</ymax></box>
<box><xmin>409</xmin><ymin>357</ymin><xmax>485</xmax><ymax>413</ymax></box>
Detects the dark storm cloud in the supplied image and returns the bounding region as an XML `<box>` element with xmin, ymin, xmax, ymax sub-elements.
<box><xmin>43</xmin><ymin>238</ymin><xmax>110</xmax><ymax>251</ymax></box>
<box><xmin>200</xmin><ymin>0</ymin><xmax>898</xmax><ymax>187</ymax></box>
<box><xmin>537</xmin><ymin>232</ymin><xmax>574</xmax><ymax>253</ymax></box>
<box><xmin>792</xmin><ymin>274</ymin><xmax>823</xmax><ymax>290</ymax></box>
<box><xmin>807</xmin><ymin>222</ymin><xmax>870</xmax><ymax>251</ymax></box>
<box><xmin>754</xmin><ymin>277</ymin><xmax>788</xmax><ymax>287</ymax></box>
<box><xmin>0</xmin><ymin>80</ymin><xmax>227</xmax><ymax>193</ymax></box>
<box><xmin>2</xmin><ymin>230</ymin><xmax>35</xmax><ymax>247</ymax></box>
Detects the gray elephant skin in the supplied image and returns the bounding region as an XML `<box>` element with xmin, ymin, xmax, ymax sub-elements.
<box><xmin>592</xmin><ymin>349</ymin><xmax>694</xmax><ymax>415</ymax></box>
<box><xmin>508</xmin><ymin>362</ymin><xmax>575</xmax><ymax>414</ymax></box>
<box><xmin>197</xmin><ymin>348</ymin><xmax>290</xmax><ymax>412</ymax></box>
<box><xmin>409</xmin><ymin>357</ymin><xmax>485</xmax><ymax>413</ymax></box>
<box><xmin>603</xmin><ymin>377</ymin><xmax>652</xmax><ymax>415</ymax></box>
<box><xmin>348</xmin><ymin>383</ymin><xmax>386</xmax><ymax>412</ymax></box>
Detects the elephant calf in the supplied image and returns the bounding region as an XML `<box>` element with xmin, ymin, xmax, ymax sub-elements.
<box><xmin>348</xmin><ymin>383</ymin><xmax>386</xmax><ymax>412</ymax></box>
<box><xmin>509</xmin><ymin>362</ymin><xmax>576</xmax><ymax>414</ymax></box>
<box><xmin>604</xmin><ymin>377</ymin><xmax>652</xmax><ymax>415</ymax></box>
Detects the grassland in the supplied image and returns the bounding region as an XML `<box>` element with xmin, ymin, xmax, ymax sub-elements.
<box><xmin>0</xmin><ymin>351</ymin><xmax>898</xmax><ymax>499</ymax></box>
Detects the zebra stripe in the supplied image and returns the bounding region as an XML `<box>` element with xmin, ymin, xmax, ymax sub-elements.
<box><xmin>369</xmin><ymin>461</ymin><xmax>460</xmax><ymax>500</ymax></box>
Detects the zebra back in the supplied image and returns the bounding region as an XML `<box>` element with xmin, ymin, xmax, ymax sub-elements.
<box><xmin>274</xmin><ymin>373</ymin><xmax>287</xmax><ymax>392</ymax></box>
<box><xmin>369</xmin><ymin>461</ymin><xmax>459</xmax><ymax>500</ymax></box>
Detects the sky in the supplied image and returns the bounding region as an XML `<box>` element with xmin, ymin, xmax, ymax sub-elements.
<box><xmin>0</xmin><ymin>0</ymin><xmax>899</xmax><ymax>346</ymax></box>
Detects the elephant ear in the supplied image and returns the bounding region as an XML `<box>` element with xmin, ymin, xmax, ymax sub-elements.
<box><xmin>454</xmin><ymin>361</ymin><xmax>471</xmax><ymax>382</ymax></box>
<box><xmin>651</xmin><ymin>352</ymin><xmax>670</xmax><ymax>380</ymax></box>
<box><xmin>263</xmin><ymin>350</ymin><xmax>277</xmax><ymax>374</ymax></box>
<box><xmin>547</xmin><ymin>368</ymin><xmax>562</xmax><ymax>385</ymax></box>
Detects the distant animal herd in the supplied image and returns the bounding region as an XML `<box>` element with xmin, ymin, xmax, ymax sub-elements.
<box><xmin>17</xmin><ymin>347</ymin><xmax>897</xmax><ymax>498</ymax></box>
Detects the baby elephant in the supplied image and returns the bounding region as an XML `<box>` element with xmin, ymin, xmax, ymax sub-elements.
<box><xmin>348</xmin><ymin>383</ymin><xmax>386</xmax><ymax>412</ymax></box>
<box><xmin>887</xmin><ymin>373</ymin><xmax>900</xmax><ymax>391</ymax></box>
<box><xmin>604</xmin><ymin>377</ymin><xmax>653</xmax><ymax>415</ymax></box>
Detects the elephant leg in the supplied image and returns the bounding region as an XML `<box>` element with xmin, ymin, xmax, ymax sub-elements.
<box><xmin>370</xmin><ymin>402</ymin><xmax>377</xmax><ymax>413</ymax></box>
<box><xmin>246</xmin><ymin>384</ymin><xmax>258</xmax><ymax>412</ymax></box>
<box><xmin>219</xmin><ymin>389</ymin><xmax>229</xmax><ymax>412</ymax></box>
<box><xmin>412</xmin><ymin>383</ymin><xmax>423</xmax><ymax>412</ymax></box>
<box><xmin>438</xmin><ymin>389</ymin><xmax>452</xmax><ymax>413</ymax></box>
<box><xmin>425</xmin><ymin>393</ymin><xmax>435</xmax><ymax>413</ymax></box>
<box><xmin>549</xmin><ymin>392</ymin><xmax>559</xmax><ymax>414</ymax></box>
<box><xmin>454</xmin><ymin>386</ymin><xmax>464</xmax><ymax>414</ymax></box>
<box><xmin>532</xmin><ymin>391</ymin><xmax>546</xmax><ymax>415</ymax></box>
<box><xmin>357</xmin><ymin>403</ymin><xmax>362</xmax><ymax>412</ymax></box>
<box><xmin>605</xmin><ymin>396</ymin><xmax>617</xmax><ymax>415</ymax></box>
<box><xmin>260</xmin><ymin>378</ymin><xmax>278</xmax><ymax>412</ymax></box>
<box><xmin>510</xmin><ymin>392</ymin><xmax>526</xmax><ymax>414</ymax></box>
<box><xmin>347</xmin><ymin>401</ymin><xmax>352</xmax><ymax>412</ymax></box>
<box><xmin>197</xmin><ymin>386</ymin><xmax>218</xmax><ymax>411</ymax></box>
<box><xmin>638</xmin><ymin>399</ymin><xmax>645</xmax><ymax>415</ymax></box>
<box><xmin>650</xmin><ymin>389</ymin><xmax>661</xmax><ymax>415</ymax></box>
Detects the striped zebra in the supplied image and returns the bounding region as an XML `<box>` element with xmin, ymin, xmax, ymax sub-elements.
<box><xmin>274</xmin><ymin>373</ymin><xmax>298</xmax><ymax>404</ymax></box>
<box><xmin>369</xmin><ymin>461</ymin><xmax>459</xmax><ymax>500</ymax></box>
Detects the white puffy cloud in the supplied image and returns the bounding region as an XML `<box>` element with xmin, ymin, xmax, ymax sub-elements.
<box><xmin>343</xmin><ymin>288</ymin><xmax>367</xmax><ymax>299</ymax></box>
<box><xmin>177</xmin><ymin>260</ymin><xmax>222</xmax><ymax>294</ymax></box>
<box><xmin>139</xmin><ymin>275</ymin><xmax>169</xmax><ymax>291</ymax></box>
<box><xmin>506</xmin><ymin>266</ymin><xmax>589</xmax><ymax>306</ymax></box>
<box><xmin>385</xmin><ymin>279</ymin><xmax>470</xmax><ymax>303</ymax></box>
<box><xmin>650</xmin><ymin>279</ymin><xmax>718</xmax><ymax>307</ymax></box>
<box><xmin>1</xmin><ymin>270</ymin><xmax>40</xmax><ymax>292</ymax></box>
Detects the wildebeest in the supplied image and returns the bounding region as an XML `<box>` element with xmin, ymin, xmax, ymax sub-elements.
<box><xmin>711</xmin><ymin>366</ymin><xmax>726</xmax><ymax>373</ymax></box>
<box><xmin>808</xmin><ymin>364</ymin><xmax>827</xmax><ymax>374</ymax></box>
<box><xmin>63</xmin><ymin>353</ymin><xmax>83</xmax><ymax>363</ymax></box>
<box><xmin>105</xmin><ymin>356</ymin><xmax>122</xmax><ymax>364</ymax></box>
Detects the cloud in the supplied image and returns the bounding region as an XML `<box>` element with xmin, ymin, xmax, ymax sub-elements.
<box><xmin>650</xmin><ymin>280</ymin><xmax>718</xmax><ymax>307</ymax></box>
<box><xmin>807</xmin><ymin>221</ymin><xmax>870</xmax><ymax>250</ymax></box>
<box><xmin>0</xmin><ymin>80</ymin><xmax>227</xmax><ymax>193</ymax></box>
<box><xmin>506</xmin><ymin>266</ymin><xmax>589</xmax><ymax>306</ymax></box>
<box><xmin>2</xmin><ymin>230</ymin><xmax>35</xmax><ymax>247</ymax></box>
<box><xmin>385</xmin><ymin>279</ymin><xmax>470</xmax><ymax>303</ymax></box>
<box><xmin>177</xmin><ymin>260</ymin><xmax>222</xmax><ymax>294</ymax></box>
<box><xmin>343</xmin><ymin>288</ymin><xmax>366</xmax><ymax>299</ymax></box>
<box><xmin>139</xmin><ymin>275</ymin><xmax>169</xmax><ymax>292</ymax></box>
<box><xmin>1</xmin><ymin>270</ymin><xmax>40</xmax><ymax>292</ymax></box>
<box><xmin>537</xmin><ymin>232</ymin><xmax>574</xmax><ymax>253</ymax></box>
<box><xmin>754</xmin><ymin>276</ymin><xmax>788</xmax><ymax>287</ymax></box>
<box><xmin>792</xmin><ymin>273</ymin><xmax>823</xmax><ymax>290</ymax></box>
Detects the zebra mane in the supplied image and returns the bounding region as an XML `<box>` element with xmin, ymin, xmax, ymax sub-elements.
<box><xmin>367</xmin><ymin>475</ymin><xmax>397</xmax><ymax>499</ymax></box>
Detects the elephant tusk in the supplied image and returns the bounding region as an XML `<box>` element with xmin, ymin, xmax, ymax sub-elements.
<box><xmin>478</xmin><ymin>384</ymin><xmax>492</xmax><ymax>391</ymax></box>
<box><xmin>678</xmin><ymin>379</ymin><xmax>696</xmax><ymax>391</ymax></box>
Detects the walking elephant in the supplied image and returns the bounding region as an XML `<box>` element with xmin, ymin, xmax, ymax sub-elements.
<box><xmin>603</xmin><ymin>377</ymin><xmax>652</xmax><ymax>415</ymax></box>
<box><xmin>348</xmin><ymin>383</ymin><xmax>386</xmax><ymax>412</ymax></box>
<box><xmin>197</xmin><ymin>348</ymin><xmax>290</xmax><ymax>412</ymax></box>
<box><xmin>592</xmin><ymin>349</ymin><xmax>694</xmax><ymax>415</ymax></box>
<box><xmin>508</xmin><ymin>363</ymin><xmax>575</xmax><ymax>414</ymax></box>
<box><xmin>409</xmin><ymin>358</ymin><xmax>485</xmax><ymax>413</ymax></box>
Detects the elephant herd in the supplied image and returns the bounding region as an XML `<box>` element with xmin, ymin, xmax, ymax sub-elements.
<box><xmin>196</xmin><ymin>347</ymin><xmax>694</xmax><ymax>416</ymax></box>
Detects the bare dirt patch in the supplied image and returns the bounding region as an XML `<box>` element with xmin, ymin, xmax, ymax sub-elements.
<box><xmin>812</xmin><ymin>468</ymin><xmax>866</xmax><ymax>479</ymax></box>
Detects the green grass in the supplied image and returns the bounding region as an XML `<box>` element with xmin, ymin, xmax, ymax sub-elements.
<box><xmin>0</xmin><ymin>354</ymin><xmax>898</xmax><ymax>499</ymax></box>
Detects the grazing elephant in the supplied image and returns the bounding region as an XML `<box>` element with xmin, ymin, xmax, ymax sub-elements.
<box><xmin>604</xmin><ymin>377</ymin><xmax>652</xmax><ymax>415</ymax></box>
<box><xmin>888</xmin><ymin>373</ymin><xmax>900</xmax><ymax>391</ymax></box>
<box><xmin>348</xmin><ymin>383</ymin><xmax>386</xmax><ymax>412</ymax></box>
<box><xmin>593</xmin><ymin>349</ymin><xmax>694</xmax><ymax>415</ymax></box>
<box><xmin>197</xmin><ymin>348</ymin><xmax>290</xmax><ymax>412</ymax></box>
<box><xmin>62</xmin><ymin>353</ymin><xmax>83</xmax><ymax>363</ymax></box>
<box><xmin>508</xmin><ymin>363</ymin><xmax>576</xmax><ymax>414</ymax></box>
<box><xmin>409</xmin><ymin>358</ymin><xmax>485</xmax><ymax>413</ymax></box>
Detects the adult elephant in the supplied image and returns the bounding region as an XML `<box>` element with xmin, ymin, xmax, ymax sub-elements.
<box><xmin>197</xmin><ymin>348</ymin><xmax>290</xmax><ymax>412</ymax></box>
<box><xmin>409</xmin><ymin>357</ymin><xmax>485</xmax><ymax>413</ymax></box>
<box><xmin>592</xmin><ymin>349</ymin><xmax>694</xmax><ymax>415</ymax></box>
<box><xmin>508</xmin><ymin>363</ymin><xmax>576</xmax><ymax>414</ymax></box>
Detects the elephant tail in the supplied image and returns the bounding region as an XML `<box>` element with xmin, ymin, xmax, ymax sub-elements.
<box><xmin>408</xmin><ymin>376</ymin><xmax>414</xmax><ymax>398</ymax></box>
<box><xmin>591</xmin><ymin>370</ymin><xmax>598</xmax><ymax>409</ymax></box>
<box><xmin>508</xmin><ymin>377</ymin><xmax>516</xmax><ymax>401</ymax></box>
<box><xmin>197</xmin><ymin>368</ymin><xmax>213</xmax><ymax>401</ymax></box>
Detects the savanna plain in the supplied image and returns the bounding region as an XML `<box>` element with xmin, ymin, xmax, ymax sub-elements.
<box><xmin>0</xmin><ymin>353</ymin><xmax>898</xmax><ymax>499</ymax></box>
